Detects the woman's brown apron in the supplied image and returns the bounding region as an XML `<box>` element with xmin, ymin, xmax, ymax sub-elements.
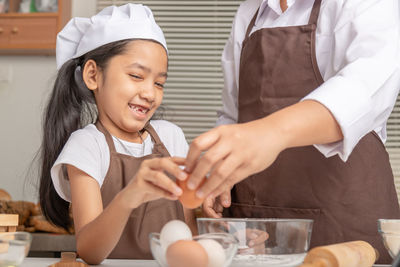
<box><xmin>96</xmin><ymin>121</ymin><xmax>185</xmax><ymax>259</ymax></box>
<box><xmin>223</xmin><ymin>0</ymin><xmax>400</xmax><ymax>263</ymax></box>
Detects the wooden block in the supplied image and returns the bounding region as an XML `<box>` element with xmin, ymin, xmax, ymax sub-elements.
<box><xmin>0</xmin><ymin>226</ymin><xmax>7</xmax><ymax>232</ymax></box>
<box><xmin>0</xmin><ymin>214</ymin><xmax>18</xmax><ymax>227</ymax></box>
<box><xmin>7</xmin><ymin>226</ymin><xmax>16</xmax><ymax>232</ymax></box>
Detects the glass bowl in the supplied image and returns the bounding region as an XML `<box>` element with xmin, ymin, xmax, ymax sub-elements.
<box><xmin>378</xmin><ymin>219</ymin><xmax>400</xmax><ymax>259</ymax></box>
<box><xmin>0</xmin><ymin>232</ymin><xmax>32</xmax><ymax>266</ymax></box>
<box><xmin>149</xmin><ymin>232</ymin><xmax>238</xmax><ymax>267</ymax></box>
<box><xmin>197</xmin><ymin>218</ymin><xmax>313</xmax><ymax>266</ymax></box>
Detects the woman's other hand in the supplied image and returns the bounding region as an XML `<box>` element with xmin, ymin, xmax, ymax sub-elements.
<box><xmin>202</xmin><ymin>189</ymin><xmax>231</xmax><ymax>218</ymax></box>
<box><xmin>185</xmin><ymin>119</ymin><xmax>285</xmax><ymax>200</ymax></box>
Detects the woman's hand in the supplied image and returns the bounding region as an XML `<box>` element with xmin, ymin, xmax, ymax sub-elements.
<box><xmin>202</xmin><ymin>190</ymin><xmax>231</xmax><ymax>218</ymax></box>
<box><xmin>185</xmin><ymin>118</ymin><xmax>286</xmax><ymax>200</ymax></box>
<box><xmin>119</xmin><ymin>157</ymin><xmax>188</xmax><ymax>209</ymax></box>
<box><xmin>184</xmin><ymin>100</ymin><xmax>343</xmax><ymax>200</ymax></box>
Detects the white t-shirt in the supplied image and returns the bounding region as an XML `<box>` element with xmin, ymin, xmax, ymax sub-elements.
<box><xmin>217</xmin><ymin>0</ymin><xmax>400</xmax><ymax>161</ymax></box>
<box><xmin>51</xmin><ymin>120</ymin><xmax>189</xmax><ymax>202</ymax></box>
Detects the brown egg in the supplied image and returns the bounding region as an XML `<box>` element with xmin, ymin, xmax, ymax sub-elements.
<box><xmin>177</xmin><ymin>176</ymin><xmax>206</xmax><ymax>209</ymax></box>
<box><xmin>166</xmin><ymin>240</ymin><xmax>208</xmax><ymax>267</ymax></box>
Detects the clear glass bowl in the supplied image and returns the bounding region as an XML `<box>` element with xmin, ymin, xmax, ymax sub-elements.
<box><xmin>0</xmin><ymin>232</ymin><xmax>32</xmax><ymax>266</ymax></box>
<box><xmin>197</xmin><ymin>218</ymin><xmax>313</xmax><ymax>267</ymax></box>
<box><xmin>149</xmin><ymin>232</ymin><xmax>238</xmax><ymax>267</ymax></box>
<box><xmin>378</xmin><ymin>219</ymin><xmax>400</xmax><ymax>259</ymax></box>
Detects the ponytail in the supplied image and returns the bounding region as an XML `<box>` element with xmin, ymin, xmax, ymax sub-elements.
<box><xmin>39</xmin><ymin>59</ymin><xmax>96</xmax><ymax>230</ymax></box>
<box><xmin>39</xmin><ymin>39</ymin><xmax>135</xmax><ymax>230</ymax></box>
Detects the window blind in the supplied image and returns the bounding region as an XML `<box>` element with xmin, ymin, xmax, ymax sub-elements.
<box><xmin>97</xmin><ymin>0</ymin><xmax>400</xmax><ymax>204</ymax></box>
<box><xmin>387</xmin><ymin>98</ymin><xmax>400</xmax><ymax>204</ymax></box>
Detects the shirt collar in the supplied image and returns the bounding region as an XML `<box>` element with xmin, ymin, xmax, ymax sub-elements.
<box><xmin>257</xmin><ymin>0</ymin><xmax>295</xmax><ymax>22</ymax></box>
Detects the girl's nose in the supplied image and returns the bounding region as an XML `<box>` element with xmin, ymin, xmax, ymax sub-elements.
<box><xmin>139</xmin><ymin>81</ymin><xmax>155</xmax><ymax>102</ymax></box>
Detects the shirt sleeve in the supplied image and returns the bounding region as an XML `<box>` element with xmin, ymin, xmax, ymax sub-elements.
<box><xmin>51</xmin><ymin>129</ymin><xmax>105</xmax><ymax>202</ymax></box>
<box><xmin>303</xmin><ymin>0</ymin><xmax>400</xmax><ymax>161</ymax></box>
<box><xmin>216</xmin><ymin>33</ymin><xmax>239</xmax><ymax>126</ymax></box>
<box><xmin>216</xmin><ymin>2</ymin><xmax>253</xmax><ymax>126</ymax></box>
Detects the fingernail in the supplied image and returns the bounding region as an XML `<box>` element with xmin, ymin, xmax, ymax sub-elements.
<box><xmin>175</xmin><ymin>187</ymin><xmax>182</xmax><ymax>196</ymax></box>
<box><xmin>223</xmin><ymin>200</ymin><xmax>230</xmax><ymax>206</ymax></box>
<box><xmin>196</xmin><ymin>190</ymin><xmax>204</xmax><ymax>199</ymax></box>
<box><xmin>248</xmin><ymin>241</ymin><xmax>254</xmax><ymax>247</ymax></box>
<box><xmin>187</xmin><ymin>181</ymin><xmax>196</xmax><ymax>190</ymax></box>
<box><xmin>178</xmin><ymin>171</ymin><xmax>187</xmax><ymax>180</ymax></box>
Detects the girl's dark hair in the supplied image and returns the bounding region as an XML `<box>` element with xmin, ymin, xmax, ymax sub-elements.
<box><xmin>39</xmin><ymin>39</ymin><xmax>135</xmax><ymax>230</ymax></box>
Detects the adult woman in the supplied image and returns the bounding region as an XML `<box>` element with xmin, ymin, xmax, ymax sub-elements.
<box><xmin>185</xmin><ymin>0</ymin><xmax>400</xmax><ymax>263</ymax></box>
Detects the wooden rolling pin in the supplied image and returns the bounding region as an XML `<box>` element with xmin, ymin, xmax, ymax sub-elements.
<box><xmin>48</xmin><ymin>252</ymin><xmax>89</xmax><ymax>267</ymax></box>
<box><xmin>299</xmin><ymin>241</ymin><xmax>377</xmax><ymax>267</ymax></box>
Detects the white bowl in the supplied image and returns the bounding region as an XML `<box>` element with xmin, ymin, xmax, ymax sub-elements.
<box><xmin>378</xmin><ymin>219</ymin><xmax>400</xmax><ymax>259</ymax></box>
<box><xmin>0</xmin><ymin>232</ymin><xmax>32</xmax><ymax>266</ymax></box>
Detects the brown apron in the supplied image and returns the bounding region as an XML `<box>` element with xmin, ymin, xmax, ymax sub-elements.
<box><xmin>96</xmin><ymin>121</ymin><xmax>185</xmax><ymax>259</ymax></box>
<box><xmin>224</xmin><ymin>0</ymin><xmax>400</xmax><ymax>263</ymax></box>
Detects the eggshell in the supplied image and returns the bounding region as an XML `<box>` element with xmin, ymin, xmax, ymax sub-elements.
<box><xmin>166</xmin><ymin>240</ymin><xmax>209</xmax><ymax>267</ymax></box>
<box><xmin>198</xmin><ymin>239</ymin><xmax>226</xmax><ymax>267</ymax></box>
<box><xmin>177</xmin><ymin>176</ymin><xmax>206</xmax><ymax>209</ymax></box>
<box><xmin>160</xmin><ymin>220</ymin><xmax>192</xmax><ymax>249</ymax></box>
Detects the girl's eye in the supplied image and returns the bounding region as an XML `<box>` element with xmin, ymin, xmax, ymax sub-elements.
<box><xmin>155</xmin><ymin>82</ymin><xmax>165</xmax><ymax>89</ymax></box>
<box><xmin>129</xmin><ymin>74</ymin><xmax>142</xmax><ymax>79</ymax></box>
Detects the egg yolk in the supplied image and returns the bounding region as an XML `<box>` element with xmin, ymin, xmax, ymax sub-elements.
<box><xmin>177</xmin><ymin>176</ymin><xmax>206</xmax><ymax>209</ymax></box>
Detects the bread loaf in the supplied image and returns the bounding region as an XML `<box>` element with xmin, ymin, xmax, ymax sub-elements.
<box><xmin>0</xmin><ymin>189</ymin><xmax>11</xmax><ymax>201</ymax></box>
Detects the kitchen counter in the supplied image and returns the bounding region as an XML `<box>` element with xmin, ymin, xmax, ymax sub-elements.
<box><xmin>21</xmin><ymin>257</ymin><xmax>391</xmax><ymax>267</ymax></box>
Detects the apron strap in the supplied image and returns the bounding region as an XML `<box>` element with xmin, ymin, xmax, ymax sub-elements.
<box><xmin>143</xmin><ymin>123</ymin><xmax>163</xmax><ymax>146</ymax></box>
<box><xmin>244</xmin><ymin>8</ymin><xmax>259</xmax><ymax>41</ymax></box>
<box><xmin>308</xmin><ymin>0</ymin><xmax>322</xmax><ymax>26</ymax></box>
<box><xmin>95</xmin><ymin>120</ymin><xmax>117</xmax><ymax>153</ymax></box>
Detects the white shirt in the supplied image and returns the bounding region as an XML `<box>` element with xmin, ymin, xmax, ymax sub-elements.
<box><xmin>51</xmin><ymin>120</ymin><xmax>189</xmax><ymax>202</ymax></box>
<box><xmin>217</xmin><ymin>0</ymin><xmax>400</xmax><ymax>161</ymax></box>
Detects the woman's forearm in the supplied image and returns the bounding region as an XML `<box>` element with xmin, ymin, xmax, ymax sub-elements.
<box><xmin>75</xmin><ymin>191</ymin><xmax>135</xmax><ymax>264</ymax></box>
<box><xmin>255</xmin><ymin>99</ymin><xmax>343</xmax><ymax>150</ymax></box>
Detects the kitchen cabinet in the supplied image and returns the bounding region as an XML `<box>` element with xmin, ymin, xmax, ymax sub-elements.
<box><xmin>0</xmin><ymin>0</ymin><xmax>71</xmax><ymax>54</ymax></box>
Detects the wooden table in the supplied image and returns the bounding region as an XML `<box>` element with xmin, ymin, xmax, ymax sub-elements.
<box><xmin>20</xmin><ymin>257</ymin><xmax>391</xmax><ymax>267</ymax></box>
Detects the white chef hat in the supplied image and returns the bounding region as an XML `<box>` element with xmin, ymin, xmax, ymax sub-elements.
<box><xmin>56</xmin><ymin>3</ymin><xmax>167</xmax><ymax>70</ymax></box>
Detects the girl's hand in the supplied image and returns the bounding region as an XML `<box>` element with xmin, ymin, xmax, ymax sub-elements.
<box><xmin>202</xmin><ymin>190</ymin><xmax>231</xmax><ymax>218</ymax></box>
<box><xmin>120</xmin><ymin>157</ymin><xmax>187</xmax><ymax>209</ymax></box>
<box><xmin>184</xmin><ymin>119</ymin><xmax>286</xmax><ymax>200</ymax></box>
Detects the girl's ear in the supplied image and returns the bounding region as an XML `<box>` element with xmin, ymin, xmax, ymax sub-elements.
<box><xmin>82</xmin><ymin>60</ymin><xmax>100</xmax><ymax>91</ymax></box>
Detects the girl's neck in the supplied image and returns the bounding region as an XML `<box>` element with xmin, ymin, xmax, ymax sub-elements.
<box><xmin>98</xmin><ymin>118</ymin><xmax>146</xmax><ymax>144</ymax></box>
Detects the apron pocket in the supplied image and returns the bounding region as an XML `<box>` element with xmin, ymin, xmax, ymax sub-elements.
<box><xmin>227</xmin><ymin>202</ymin><xmax>321</xmax><ymax>220</ymax></box>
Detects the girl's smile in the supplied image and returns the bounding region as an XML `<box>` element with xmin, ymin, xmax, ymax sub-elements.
<box><xmin>128</xmin><ymin>103</ymin><xmax>151</xmax><ymax>120</ymax></box>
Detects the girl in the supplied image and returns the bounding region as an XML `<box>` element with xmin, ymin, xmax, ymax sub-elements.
<box><xmin>39</xmin><ymin>4</ymin><xmax>194</xmax><ymax>264</ymax></box>
<box><xmin>185</xmin><ymin>0</ymin><xmax>400</xmax><ymax>264</ymax></box>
